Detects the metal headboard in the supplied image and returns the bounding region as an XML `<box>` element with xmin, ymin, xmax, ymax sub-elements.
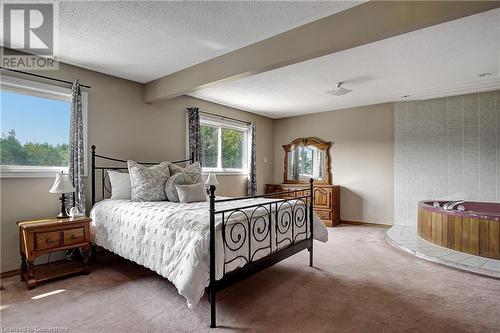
<box><xmin>91</xmin><ymin>145</ymin><xmax>194</xmax><ymax>205</ymax></box>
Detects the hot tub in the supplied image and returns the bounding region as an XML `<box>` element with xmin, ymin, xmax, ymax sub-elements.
<box><xmin>418</xmin><ymin>201</ymin><xmax>500</xmax><ymax>260</ymax></box>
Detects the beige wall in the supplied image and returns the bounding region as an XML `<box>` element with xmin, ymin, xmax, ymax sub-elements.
<box><xmin>273</xmin><ymin>103</ymin><xmax>394</xmax><ymax>225</ymax></box>
<box><xmin>0</xmin><ymin>60</ymin><xmax>393</xmax><ymax>274</ymax></box>
<box><xmin>0</xmin><ymin>62</ymin><xmax>274</xmax><ymax>273</ymax></box>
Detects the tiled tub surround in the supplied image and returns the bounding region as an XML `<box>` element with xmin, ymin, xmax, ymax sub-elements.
<box><xmin>418</xmin><ymin>201</ymin><xmax>500</xmax><ymax>260</ymax></box>
<box><xmin>386</xmin><ymin>225</ymin><xmax>500</xmax><ymax>278</ymax></box>
<box><xmin>394</xmin><ymin>91</ymin><xmax>500</xmax><ymax>227</ymax></box>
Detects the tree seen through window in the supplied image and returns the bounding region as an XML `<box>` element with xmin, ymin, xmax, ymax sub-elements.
<box><xmin>199</xmin><ymin>121</ymin><xmax>247</xmax><ymax>171</ymax></box>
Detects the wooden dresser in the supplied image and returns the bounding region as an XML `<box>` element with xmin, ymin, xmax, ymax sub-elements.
<box><xmin>265</xmin><ymin>184</ymin><xmax>340</xmax><ymax>227</ymax></box>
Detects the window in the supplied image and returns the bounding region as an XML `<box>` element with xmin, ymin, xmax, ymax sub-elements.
<box><xmin>198</xmin><ymin>116</ymin><xmax>249</xmax><ymax>174</ymax></box>
<box><xmin>0</xmin><ymin>76</ymin><xmax>87</xmax><ymax>177</ymax></box>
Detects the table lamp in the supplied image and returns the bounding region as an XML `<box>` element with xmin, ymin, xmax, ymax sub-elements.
<box><xmin>205</xmin><ymin>172</ymin><xmax>219</xmax><ymax>194</ymax></box>
<box><xmin>49</xmin><ymin>172</ymin><xmax>76</xmax><ymax>218</ymax></box>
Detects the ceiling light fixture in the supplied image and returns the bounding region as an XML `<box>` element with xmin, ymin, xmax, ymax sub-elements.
<box><xmin>478</xmin><ymin>72</ymin><xmax>492</xmax><ymax>78</ymax></box>
<box><xmin>327</xmin><ymin>82</ymin><xmax>352</xmax><ymax>96</ymax></box>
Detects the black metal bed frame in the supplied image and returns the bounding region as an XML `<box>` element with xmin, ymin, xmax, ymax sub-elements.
<box><xmin>90</xmin><ymin>145</ymin><xmax>314</xmax><ymax>328</ymax></box>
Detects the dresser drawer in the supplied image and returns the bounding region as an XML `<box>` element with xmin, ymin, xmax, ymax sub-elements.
<box><xmin>316</xmin><ymin>210</ymin><xmax>331</xmax><ymax>221</ymax></box>
<box><xmin>35</xmin><ymin>231</ymin><xmax>61</xmax><ymax>251</ymax></box>
<box><xmin>63</xmin><ymin>227</ymin><xmax>86</xmax><ymax>246</ymax></box>
<box><xmin>266</xmin><ymin>184</ymin><xmax>340</xmax><ymax>227</ymax></box>
<box><xmin>314</xmin><ymin>187</ymin><xmax>332</xmax><ymax>209</ymax></box>
<box><xmin>283</xmin><ymin>188</ymin><xmax>298</xmax><ymax>199</ymax></box>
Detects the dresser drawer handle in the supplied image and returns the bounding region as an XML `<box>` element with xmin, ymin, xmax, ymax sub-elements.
<box><xmin>70</xmin><ymin>234</ymin><xmax>78</xmax><ymax>240</ymax></box>
<box><xmin>45</xmin><ymin>238</ymin><xmax>55</xmax><ymax>244</ymax></box>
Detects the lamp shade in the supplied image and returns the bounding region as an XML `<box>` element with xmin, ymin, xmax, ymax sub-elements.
<box><xmin>204</xmin><ymin>172</ymin><xmax>219</xmax><ymax>186</ymax></box>
<box><xmin>49</xmin><ymin>173</ymin><xmax>76</xmax><ymax>194</ymax></box>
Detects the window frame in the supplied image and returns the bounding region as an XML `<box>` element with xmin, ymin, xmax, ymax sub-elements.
<box><xmin>188</xmin><ymin>114</ymin><xmax>250</xmax><ymax>175</ymax></box>
<box><xmin>0</xmin><ymin>75</ymin><xmax>88</xmax><ymax>178</ymax></box>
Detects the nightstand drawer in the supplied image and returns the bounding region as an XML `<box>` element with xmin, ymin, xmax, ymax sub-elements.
<box><xmin>63</xmin><ymin>227</ymin><xmax>85</xmax><ymax>246</ymax></box>
<box><xmin>35</xmin><ymin>231</ymin><xmax>61</xmax><ymax>251</ymax></box>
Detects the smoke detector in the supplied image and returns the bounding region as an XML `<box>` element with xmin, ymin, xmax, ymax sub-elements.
<box><xmin>478</xmin><ymin>72</ymin><xmax>492</xmax><ymax>78</ymax></box>
<box><xmin>327</xmin><ymin>82</ymin><xmax>352</xmax><ymax>96</ymax></box>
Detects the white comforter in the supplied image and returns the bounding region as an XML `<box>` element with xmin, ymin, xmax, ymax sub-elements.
<box><xmin>90</xmin><ymin>198</ymin><xmax>328</xmax><ymax>307</ymax></box>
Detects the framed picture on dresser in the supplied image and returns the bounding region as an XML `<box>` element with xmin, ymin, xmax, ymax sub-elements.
<box><xmin>265</xmin><ymin>137</ymin><xmax>340</xmax><ymax>227</ymax></box>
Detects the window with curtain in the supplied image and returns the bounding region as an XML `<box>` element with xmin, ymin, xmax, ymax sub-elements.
<box><xmin>0</xmin><ymin>76</ymin><xmax>87</xmax><ymax>177</ymax></box>
<box><xmin>199</xmin><ymin>116</ymin><xmax>249</xmax><ymax>174</ymax></box>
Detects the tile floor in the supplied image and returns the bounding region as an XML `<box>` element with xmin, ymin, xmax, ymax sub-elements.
<box><xmin>386</xmin><ymin>225</ymin><xmax>500</xmax><ymax>278</ymax></box>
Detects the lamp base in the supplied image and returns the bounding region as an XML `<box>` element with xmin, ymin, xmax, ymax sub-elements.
<box><xmin>57</xmin><ymin>193</ymin><xmax>69</xmax><ymax>219</ymax></box>
<box><xmin>56</xmin><ymin>212</ymin><xmax>70</xmax><ymax>219</ymax></box>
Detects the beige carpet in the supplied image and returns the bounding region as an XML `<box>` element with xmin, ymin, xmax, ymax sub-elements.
<box><xmin>1</xmin><ymin>225</ymin><xmax>500</xmax><ymax>332</ymax></box>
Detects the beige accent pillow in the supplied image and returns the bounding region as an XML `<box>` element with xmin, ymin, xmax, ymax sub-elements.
<box><xmin>175</xmin><ymin>183</ymin><xmax>208</xmax><ymax>203</ymax></box>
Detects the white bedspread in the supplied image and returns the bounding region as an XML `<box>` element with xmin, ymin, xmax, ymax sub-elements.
<box><xmin>90</xmin><ymin>198</ymin><xmax>328</xmax><ymax>307</ymax></box>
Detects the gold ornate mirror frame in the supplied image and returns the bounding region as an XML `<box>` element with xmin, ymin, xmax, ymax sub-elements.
<box><xmin>283</xmin><ymin>137</ymin><xmax>332</xmax><ymax>185</ymax></box>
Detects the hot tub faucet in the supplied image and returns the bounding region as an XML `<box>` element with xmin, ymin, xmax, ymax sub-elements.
<box><xmin>442</xmin><ymin>200</ymin><xmax>465</xmax><ymax>210</ymax></box>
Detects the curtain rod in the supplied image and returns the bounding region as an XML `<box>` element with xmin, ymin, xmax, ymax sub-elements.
<box><xmin>0</xmin><ymin>67</ymin><xmax>91</xmax><ymax>89</ymax></box>
<box><xmin>190</xmin><ymin>109</ymin><xmax>252</xmax><ymax>126</ymax></box>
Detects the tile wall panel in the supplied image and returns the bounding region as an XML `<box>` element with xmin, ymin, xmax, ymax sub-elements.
<box><xmin>394</xmin><ymin>90</ymin><xmax>500</xmax><ymax>226</ymax></box>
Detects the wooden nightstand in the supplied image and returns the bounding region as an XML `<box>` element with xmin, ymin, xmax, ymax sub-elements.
<box><xmin>17</xmin><ymin>217</ymin><xmax>92</xmax><ymax>289</ymax></box>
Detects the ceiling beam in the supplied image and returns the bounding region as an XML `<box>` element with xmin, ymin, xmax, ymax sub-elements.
<box><xmin>144</xmin><ymin>1</ymin><xmax>500</xmax><ymax>103</ymax></box>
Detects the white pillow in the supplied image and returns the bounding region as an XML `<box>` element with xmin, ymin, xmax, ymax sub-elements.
<box><xmin>175</xmin><ymin>183</ymin><xmax>208</xmax><ymax>203</ymax></box>
<box><xmin>108</xmin><ymin>171</ymin><xmax>131</xmax><ymax>199</ymax></box>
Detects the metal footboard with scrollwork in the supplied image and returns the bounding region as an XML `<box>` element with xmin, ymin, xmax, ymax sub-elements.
<box><xmin>90</xmin><ymin>146</ymin><xmax>314</xmax><ymax>329</ymax></box>
<box><xmin>207</xmin><ymin>179</ymin><xmax>314</xmax><ymax>328</ymax></box>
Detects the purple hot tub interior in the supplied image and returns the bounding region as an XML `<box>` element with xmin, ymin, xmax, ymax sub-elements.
<box><xmin>420</xmin><ymin>201</ymin><xmax>500</xmax><ymax>221</ymax></box>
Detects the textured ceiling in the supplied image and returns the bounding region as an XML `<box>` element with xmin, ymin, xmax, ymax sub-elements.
<box><xmin>50</xmin><ymin>1</ymin><xmax>361</xmax><ymax>83</ymax></box>
<box><xmin>190</xmin><ymin>8</ymin><xmax>500</xmax><ymax>118</ymax></box>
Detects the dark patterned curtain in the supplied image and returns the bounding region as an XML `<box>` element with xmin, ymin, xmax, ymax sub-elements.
<box><xmin>247</xmin><ymin>122</ymin><xmax>257</xmax><ymax>196</ymax></box>
<box><xmin>69</xmin><ymin>80</ymin><xmax>86</xmax><ymax>214</ymax></box>
<box><xmin>187</xmin><ymin>107</ymin><xmax>201</xmax><ymax>162</ymax></box>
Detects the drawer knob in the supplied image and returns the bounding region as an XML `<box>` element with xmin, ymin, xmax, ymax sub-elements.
<box><xmin>70</xmin><ymin>234</ymin><xmax>77</xmax><ymax>240</ymax></box>
<box><xmin>45</xmin><ymin>238</ymin><xmax>55</xmax><ymax>244</ymax></box>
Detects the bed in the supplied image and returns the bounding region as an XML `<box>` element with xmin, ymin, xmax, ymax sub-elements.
<box><xmin>89</xmin><ymin>146</ymin><xmax>328</xmax><ymax>328</ymax></box>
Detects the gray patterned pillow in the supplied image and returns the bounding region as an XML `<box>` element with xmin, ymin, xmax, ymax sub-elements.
<box><xmin>169</xmin><ymin>162</ymin><xmax>203</xmax><ymax>183</ymax></box>
<box><xmin>165</xmin><ymin>172</ymin><xmax>198</xmax><ymax>202</ymax></box>
<box><xmin>127</xmin><ymin>160</ymin><xmax>170</xmax><ymax>201</ymax></box>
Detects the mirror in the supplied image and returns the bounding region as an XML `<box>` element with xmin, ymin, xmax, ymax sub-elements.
<box><xmin>283</xmin><ymin>137</ymin><xmax>331</xmax><ymax>184</ymax></box>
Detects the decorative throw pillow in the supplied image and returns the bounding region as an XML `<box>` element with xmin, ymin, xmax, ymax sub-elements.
<box><xmin>127</xmin><ymin>160</ymin><xmax>170</xmax><ymax>201</ymax></box>
<box><xmin>165</xmin><ymin>172</ymin><xmax>197</xmax><ymax>202</ymax></box>
<box><xmin>175</xmin><ymin>183</ymin><xmax>208</xmax><ymax>203</ymax></box>
<box><xmin>107</xmin><ymin>171</ymin><xmax>131</xmax><ymax>199</ymax></box>
<box><xmin>169</xmin><ymin>162</ymin><xmax>203</xmax><ymax>183</ymax></box>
